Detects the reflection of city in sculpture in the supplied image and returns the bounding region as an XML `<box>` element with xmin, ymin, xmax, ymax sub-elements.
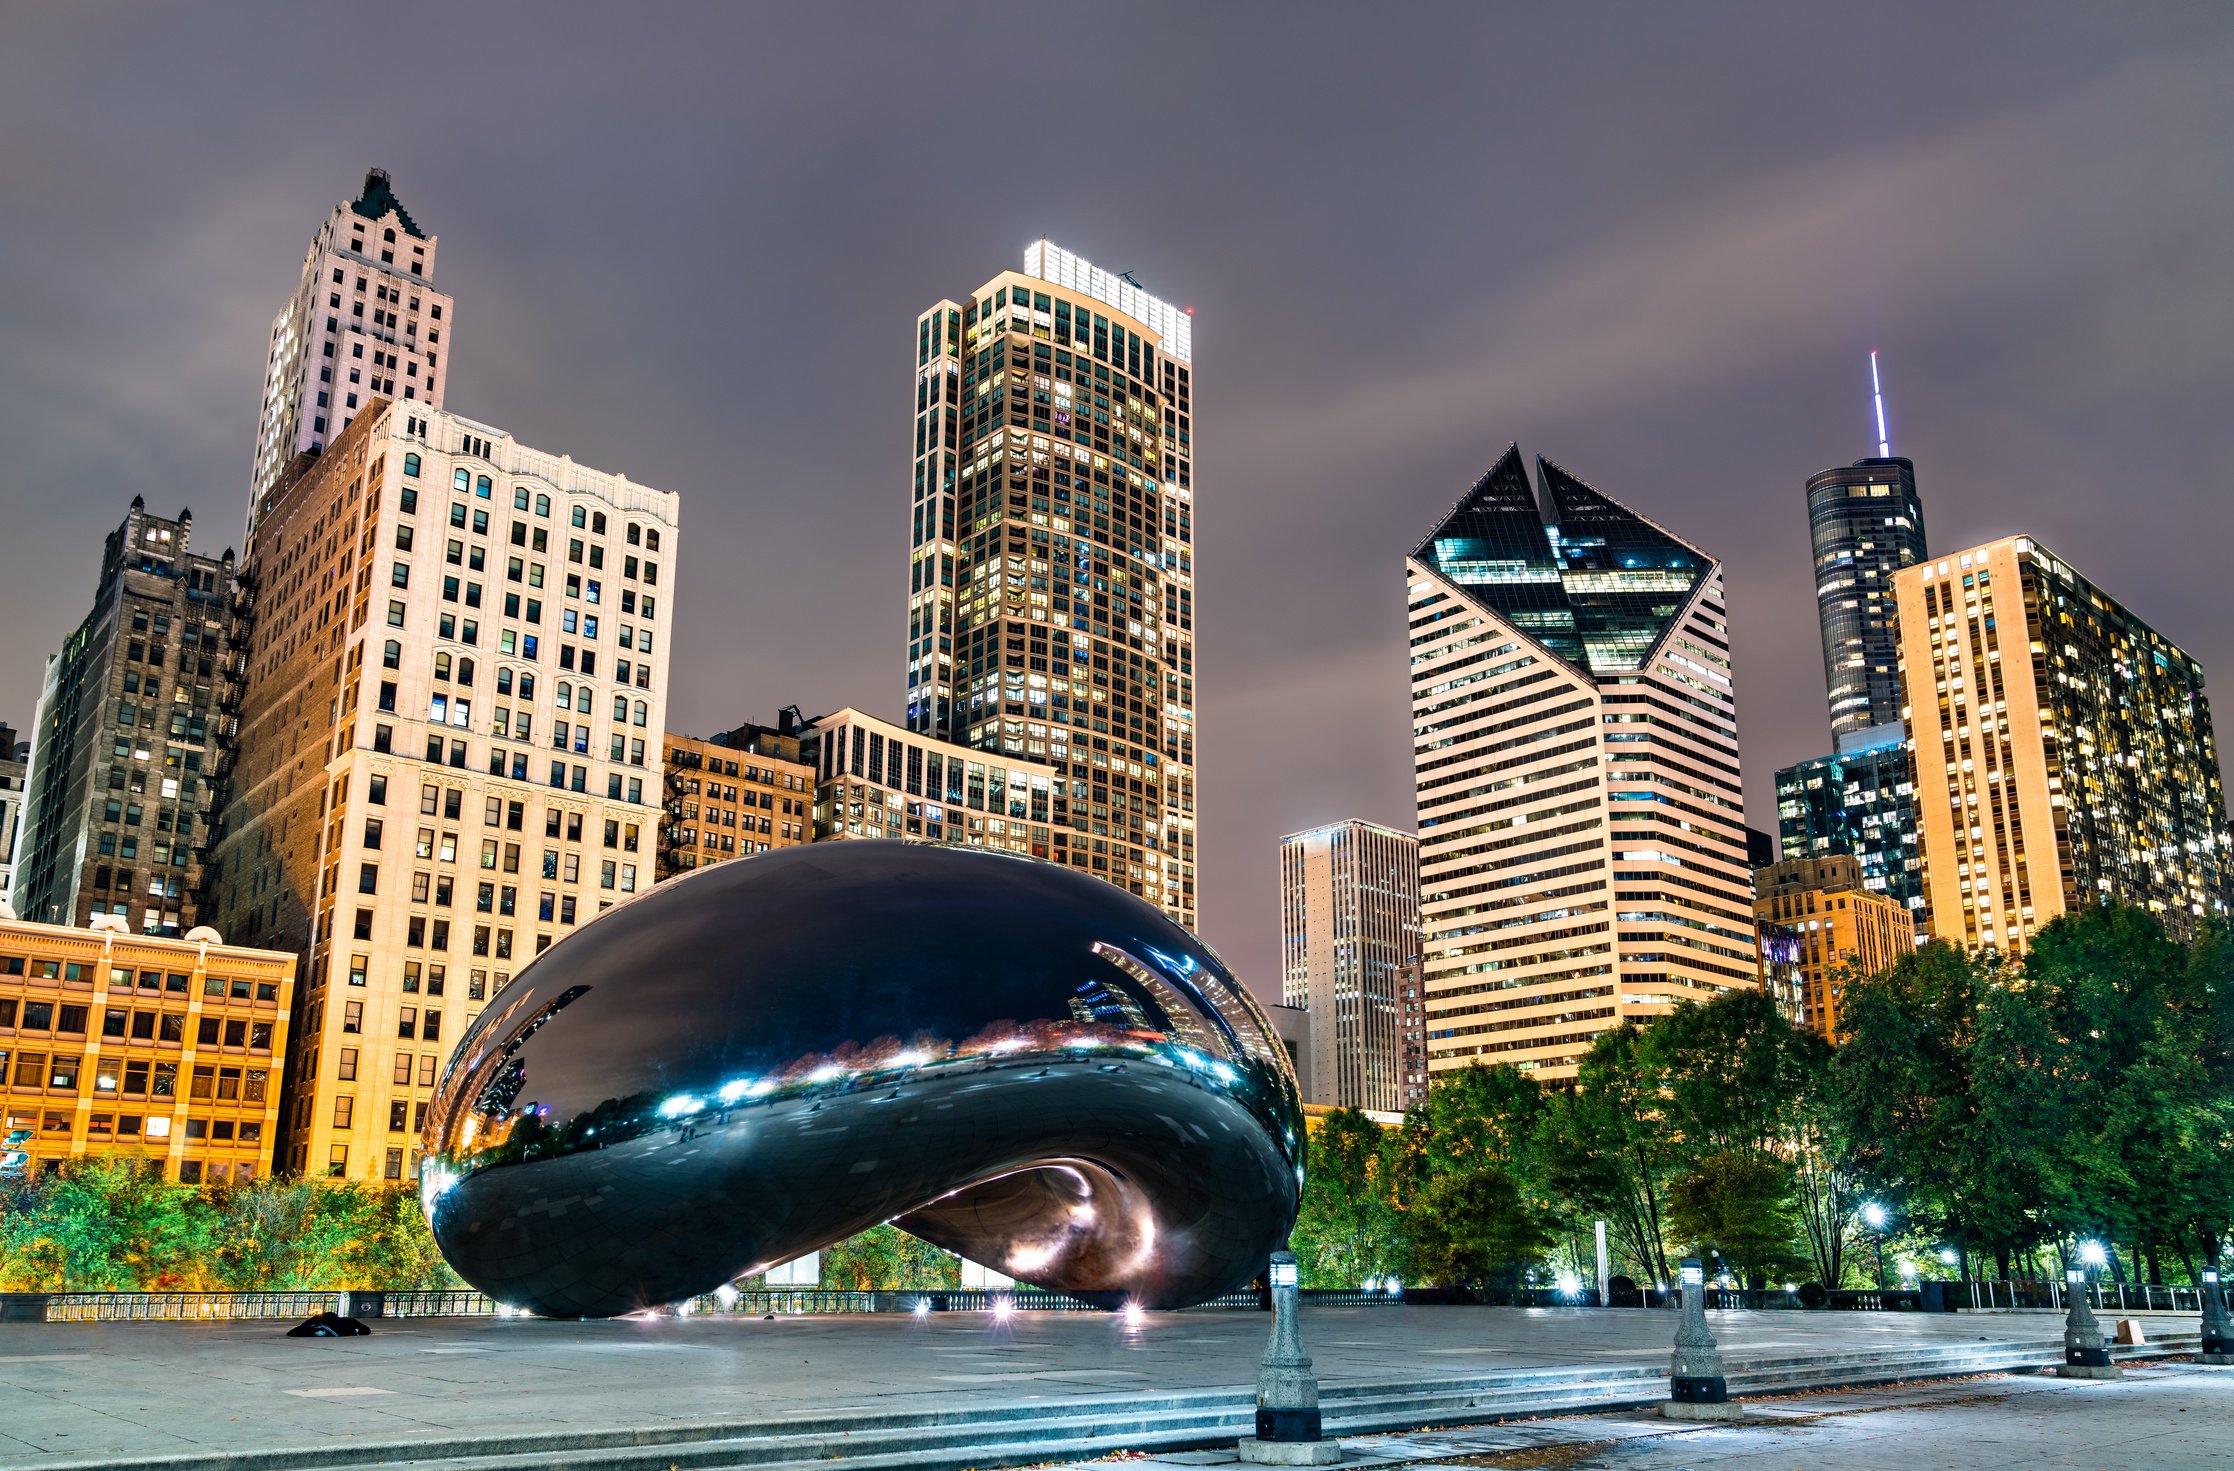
<box><xmin>420</xmin><ymin>843</ymin><xmax>1306</xmax><ymax>1318</ymax></box>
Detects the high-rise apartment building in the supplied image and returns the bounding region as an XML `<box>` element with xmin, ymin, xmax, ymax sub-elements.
<box><xmin>906</xmin><ymin>242</ymin><xmax>1197</xmax><ymax>926</ymax></box>
<box><xmin>1809</xmin><ymin>453</ymin><xmax>1926</xmax><ymax>740</ymax></box>
<box><xmin>0</xmin><ymin>914</ymin><xmax>295</xmax><ymax>1183</ymax></box>
<box><xmin>1750</xmin><ymin>854</ymin><xmax>1913</xmax><ymax>1040</ymax></box>
<box><xmin>1896</xmin><ymin>536</ymin><xmax>2231</xmax><ymax>951</ymax></box>
<box><xmin>0</xmin><ymin>723</ymin><xmax>27</xmax><ymax>910</ymax></box>
<box><xmin>250</xmin><ymin>171</ymin><xmax>452</xmax><ymax>536</ymax></box>
<box><xmin>1277</xmin><ymin>820</ymin><xmax>1420</xmax><ymax>1114</ymax></box>
<box><xmin>206</xmin><ymin>401</ymin><xmax>678</xmax><ymax>1181</ymax></box>
<box><xmin>1408</xmin><ymin>446</ymin><xmax>1757</xmax><ymax>1082</ymax></box>
<box><xmin>656</xmin><ymin>730</ymin><xmax>813</xmax><ymax>881</ymax></box>
<box><xmin>802</xmin><ymin>708</ymin><xmax>1066</xmax><ymax>856</ymax></box>
<box><xmin>1773</xmin><ymin>722</ymin><xmax>1924</xmax><ymax>925</ymax></box>
<box><xmin>13</xmin><ymin>503</ymin><xmax>238</xmax><ymax>935</ymax></box>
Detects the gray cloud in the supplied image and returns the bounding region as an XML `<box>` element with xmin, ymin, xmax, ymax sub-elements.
<box><xmin>1</xmin><ymin>2</ymin><xmax>2228</xmax><ymax>995</ymax></box>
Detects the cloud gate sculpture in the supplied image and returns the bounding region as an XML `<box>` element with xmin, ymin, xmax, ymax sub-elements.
<box><xmin>419</xmin><ymin>842</ymin><xmax>1305</xmax><ymax>1318</ymax></box>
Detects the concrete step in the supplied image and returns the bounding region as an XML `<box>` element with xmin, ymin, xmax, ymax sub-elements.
<box><xmin>37</xmin><ymin>1331</ymin><xmax>2211</xmax><ymax>1471</ymax></box>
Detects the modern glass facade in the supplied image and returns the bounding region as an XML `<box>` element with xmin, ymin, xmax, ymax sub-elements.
<box><xmin>1807</xmin><ymin>456</ymin><xmax>1925</xmax><ymax>740</ymax></box>
<box><xmin>904</xmin><ymin>242</ymin><xmax>1196</xmax><ymax>926</ymax></box>
<box><xmin>1773</xmin><ymin>722</ymin><xmax>1924</xmax><ymax>926</ymax></box>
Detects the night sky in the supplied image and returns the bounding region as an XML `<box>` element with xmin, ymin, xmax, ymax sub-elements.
<box><xmin>4</xmin><ymin>3</ymin><xmax>2231</xmax><ymax>993</ymax></box>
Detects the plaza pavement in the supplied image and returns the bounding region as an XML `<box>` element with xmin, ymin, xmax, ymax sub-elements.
<box><xmin>1099</xmin><ymin>1358</ymin><xmax>2234</xmax><ymax>1471</ymax></box>
<box><xmin>0</xmin><ymin>1304</ymin><xmax>2213</xmax><ymax>1469</ymax></box>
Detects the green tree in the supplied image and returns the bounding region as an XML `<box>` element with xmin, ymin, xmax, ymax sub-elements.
<box><xmin>1667</xmin><ymin>1149</ymin><xmax>1805</xmax><ymax>1287</ymax></box>
<box><xmin>1644</xmin><ymin>987</ymin><xmax>1818</xmax><ymax>1154</ymax></box>
<box><xmin>1290</xmin><ymin>1108</ymin><xmax>1405</xmax><ymax>1287</ymax></box>
<box><xmin>818</xmin><ymin>1225</ymin><xmax>961</xmax><ymax>1290</ymax></box>
<box><xmin>1405</xmin><ymin>1164</ymin><xmax>1551</xmax><ymax>1293</ymax></box>
<box><xmin>1831</xmin><ymin>941</ymin><xmax>1983</xmax><ymax>1260</ymax></box>
<box><xmin>1536</xmin><ymin>1024</ymin><xmax>1678</xmax><ymax>1284</ymax></box>
<box><xmin>0</xmin><ymin>1155</ymin><xmax>208</xmax><ymax>1290</ymax></box>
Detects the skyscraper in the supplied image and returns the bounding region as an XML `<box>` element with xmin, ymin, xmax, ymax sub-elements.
<box><xmin>206</xmin><ymin>401</ymin><xmax>678</xmax><ymax>1181</ymax></box>
<box><xmin>12</xmin><ymin>502</ymin><xmax>237</xmax><ymax>934</ymax></box>
<box><xmin>249</xmin><ymin>170</ymin><xmax>453</xmax><ymax>537</ymax></box>
<box><xmin>1809</xmin><ymin>357</ymin><xmax>1927</xmax><ymax>741</ymax></box>
<box><xmin>1779</xmin><ymin>357</ymin><xmax>1931</xmax><ymax>928</ymax></box>
<box><xmin>1408</xmin><ymin>447</ymin><xmax>1757</xmax><ymax>1082</ymax></box>
<box><xmin>1277</xmin><ymin>819</ymin><xmax>1420</xmax><ymax>1114</ymax></box>
<box><xmin>1896</xmin><ymin>535</ymin><xmax>2231</xmax><ymax>951</ymax></box>
<box><xmin>0</xmin><ymin>723</ymin><xmax>27</xmax><ymax>910</ymax></box>
<box><xmin>906</xmin><ymin>242</ymin><xmax>1196</xmax><ymax>927</ymax></box>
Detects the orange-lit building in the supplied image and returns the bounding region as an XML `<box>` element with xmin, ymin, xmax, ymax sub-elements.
<box><xmin>657</xmin><ymin>730</ymin><xmax>813</xmax><ymax>880</ymax></box>
<box><xmin>1750</xmin><ymin>854</ymin><xmax>1912</xmax><ymax>1040</ymax></box>
<box><xmin>0</xmin><ymin>913</ymin><xmax>295</xmax><ymax>1183</ymax></box>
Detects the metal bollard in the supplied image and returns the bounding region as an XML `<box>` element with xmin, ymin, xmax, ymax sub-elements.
<box><xmin>1661</xmin><ymin>1259</ymin><xmax>1744</xmax><ymax>1421</ymax></box>
<box><xmin>1237</xmin><ymin>1250</ymin><xmax>1340</xmax><ymax>1465</ymax></box>
<box><xmin>2055</xmin><ymin>1268</ymin><xmax>2121</xmax><ymax>1379</ymax></box>
<box><xmin>2200</xmin><ymin>1269</ymin><xmax>2234</xmax><ymax>1365</ymax></box>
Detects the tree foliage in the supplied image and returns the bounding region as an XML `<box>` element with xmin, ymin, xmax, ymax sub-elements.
<box><xmin>0</xmin><ymin>1157</ymin><xmax>461</xmax><ymax>1291</ymax></box>
<box><xmin>817</xmin><ymin>1224</ymin><xmax>962</xmax><ymax>1291</ymax></box>
<box><xmin>1288</xmin><ymin>905</ymin><xmax>2232</xmax><ymax>1292</ymax></box>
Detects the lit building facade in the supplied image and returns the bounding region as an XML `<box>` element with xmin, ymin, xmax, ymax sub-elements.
<box><xmin>657</xmin><ymin>731</ymin><xmax>813</xmax><ymax>881</ymax></box>
<box><xmin>250</xmin><ymin>171</ymin><xmax>453</xmax><ymax>535</ymax></box>
<box><xmin>0</xmin><ymin>914</ymin><xmax>294</xmax><ymax>1183</ymax></box>
<box><xmin>1896</xmin><ymin>536</ymin><xmax>2231</xmax><ymax>951</ymax></box>
<box><xmin>1750</xmin><ymin>853</ymin><xmax>1913</xmax><ymax>1041</ymax></box>
<box><xmin>1808</xmin><ymin>455</ymin><xmax>1925</xmax><ymax>741</ymax></box>
<box><xmin>1773</xmin><ymin>721</ymin><xmax>1924</xmax><ymax>926</ymax></box>
<box><xmin>1277</xmin><ymin>820</ymin><xmax>1420</xmax><ymax>1114</ymax></box>
<box><xmin>803</xmin><ymin>708</ymin><xmax>1065</xmax><ymax>856</ymax></box>
<box><xmin>906</xmin><ymin>242</ymin><xmax>1196</xmax><ymax>926</ymax></box>
<box><xmin>206</xmin><ymin>401</ymin><xmax>677</xmax><ymax>1181</ymax></box>
<box><xmin>0</xmin><ymin>723</ymin><xmax>26</xmax><ymax>909</ymax></box>
<box><xmin>1408</xmin><ymin>446</ymin><xmax>1757</xmax><ymax>1082</ymax></box>
<box><xmin>12</xmin><ymin>503</ymin><xmax>238</xmax><ymax>935</ymax></box>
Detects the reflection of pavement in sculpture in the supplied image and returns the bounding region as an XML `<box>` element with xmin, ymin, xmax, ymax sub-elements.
<box><xmin>420</xmin><ymin>842</ymin><xmax>1305</xmax><ymax>1318</ymax></box>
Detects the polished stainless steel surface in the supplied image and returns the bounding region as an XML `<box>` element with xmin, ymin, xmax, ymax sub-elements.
<box><xmin>420</xmin><ymin>842</ymin><xmax>1305</xmax><ymax>1318</ymax></box>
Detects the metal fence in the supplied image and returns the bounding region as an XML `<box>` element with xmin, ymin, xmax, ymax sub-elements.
<box><xmin>0</xmin><ymin>1278</ymin><xmax>2210</xmax><ymax>1325</ymax></box>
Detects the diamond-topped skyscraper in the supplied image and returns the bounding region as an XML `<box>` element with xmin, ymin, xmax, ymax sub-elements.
<box><xmin>1408</xmin><ymin>447</ymin><xmax>1757</xmax><ymax>1083</ymax></box>
<box><xmin>247</xmin><ymin>170</ymin><xmax>454</xmax><ymax>538</ymax></box>
<box><xmin>905</xmin><ymin>243</ymin><xmax>1196</xmax><ymax>926</ymax></box>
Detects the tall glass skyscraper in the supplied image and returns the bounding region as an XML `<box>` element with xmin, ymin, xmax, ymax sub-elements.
<box><xmin>1774</xmin><ymin>723</ymin><xmax>1925</xmax><ymax>923</ymax></box>
<box><xmin>1408</xmin><ymin>447</ymin><xmax>1756</xmax><ymax>1083</ymax></box>
<box><xmin>906</xmin><ymin>243</ymin><xmax>1197</xmax><ymax>927</ymax></box>
<box><xmin>1807</xmin><ymin>454</ymin><xmax>1926</xmax><ymax>740</ymax></box>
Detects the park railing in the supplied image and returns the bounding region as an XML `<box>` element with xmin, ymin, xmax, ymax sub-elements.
<box><xmin>0</xmin><ymin>1278</ymin><xmax>2209</xmax><ymax>1324</ymax></box>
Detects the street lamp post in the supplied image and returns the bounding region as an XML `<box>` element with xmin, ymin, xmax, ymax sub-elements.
<box><xmin>1660</xmin><ymin>1258</ymin><xmax>1744</xmax><ymax>1422</ymax></box>
<box><xmin>1237</xmin><ymin>1250</ymin><xmax>1340</xmax><ymax>1465</ymax></box>
<box><xmin>2199</xmin><ymin>1268</ymin><xmax>2233</xmax><ymax>1366</ymax></box>
<box><xmin>2056</xmin><ymin>1263</ymin><xmax>2120</xmax><ymax>1380</ymax></box>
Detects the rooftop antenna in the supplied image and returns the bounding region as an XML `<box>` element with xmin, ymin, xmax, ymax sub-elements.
<box><xmin>1870</xmin><ymin>350</ymin><xmax>1891</xmax><ymax>457</ymax></box>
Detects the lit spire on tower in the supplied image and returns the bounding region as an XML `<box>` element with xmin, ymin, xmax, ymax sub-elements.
<box><xmin>1870</xmin><ymin>350</ymin><xmax>1890</xmax><ymax>457</ymax></box>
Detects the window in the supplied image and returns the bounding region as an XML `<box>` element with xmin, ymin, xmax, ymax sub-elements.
<box><xmin>343</xmin><ymin>1001</ymin><xmax>362</xmax><ymax>1034</ymax></box>
<box><xmin>334</xmin><ymin>1096</ymin><xmax>354</xmax><ymax>1129</ymax></box>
